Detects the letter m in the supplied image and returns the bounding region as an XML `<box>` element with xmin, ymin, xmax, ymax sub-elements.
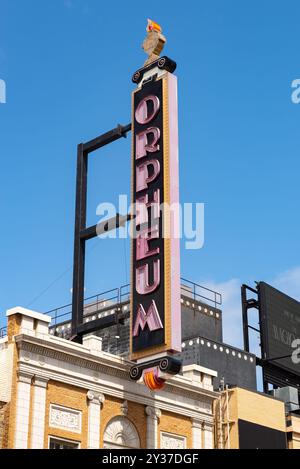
<box><xmin>133</xmin><ymin>300</ymin><xmax>163</xmax><ymax>337</ymax></box>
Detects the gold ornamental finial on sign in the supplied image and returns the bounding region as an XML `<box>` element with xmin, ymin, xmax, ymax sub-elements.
<box><xmin>142</xmin><ymin>19</ymin><xmax>166</xmax><ymax>66</ymax></box>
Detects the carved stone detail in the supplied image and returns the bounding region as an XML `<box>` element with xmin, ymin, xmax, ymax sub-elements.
<box><xmin>203</xmin><ymin>422</ymin><xmax>214</xmax><ymax>431</ymax></box>
<box><xmin>86</xmin><ymin>390</ymin><xmax>95</xmax><ymax>401</ymax></box>
<box><xmin>49</xmin><ymin>404</ymin><xmax>81</xmax><ymax>433</ymax></box>
<box><xmin>17</xmin><ymin>370</ymin><xmax>33</xmax><ymax>384</ymax></box>
<box><xmin>145</xmin><ymin>406</ymin><xmax>161</xmax><ymax>420</ymax></box>
<box><xmin>86</xmin><ymin>390</ymin><xmax>105</xmax><ymax>406</ymax></box>
<box><xmin>33</xmin><ymin>376</ymin><xmax>49</xmax><ymax>389</ymax></box>
<box><xmin>161</xmin><ymin>432</ymin><xmax>186</xmax><ymax>449</ymax></box>
<box><xmin>121</xmin><ymin>400</ymin><xmax>128</xmax><ymax>416</ymax></box>
<box><xmin>191</xmin><ymin>417</ymin><xmax>203</xmax><ymax>429</ymax></box>
<box><xmin>103</xmin><ymin>416</ymin><xmax>140</xmax><ymax>449</ymax></box>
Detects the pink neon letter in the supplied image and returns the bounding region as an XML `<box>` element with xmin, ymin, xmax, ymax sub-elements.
<box><xmin>136</xmin><ymin>158</ymin><xmax>160</xmax><ymax>192</ymax></box>
<box><xmin>136</xmin><ymin>127</ymin><xmax>160</xmax><ymax>160</ymax></box>
<box><xmin>135</xmin><ymin>95</ymin><xmax>160</xmax><ymax>124</ymax></box>
<box><xmin>132</xmin><ymin>300</ymin><xmax>163</xmax><ymax>337</ymax></box>
<box><xmin>136</xmin><ymin>189</ymin><xmax>160</xmax><ymax>226</ymax></box>
<box><xmin>136</xmin><ymin>259</ymin><xmax>160</xmax><ymax>294</ymax></box>
<box><xmin>136</xmin><ymin>225</ymin><xmax>159</xmax><ymax>261</ymax></box>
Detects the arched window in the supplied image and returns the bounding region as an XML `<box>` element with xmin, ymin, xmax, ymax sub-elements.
<box><xmin>103</xmin><ymin>416</ymin><xmax>140</xmax><ymax>449</ymax></box>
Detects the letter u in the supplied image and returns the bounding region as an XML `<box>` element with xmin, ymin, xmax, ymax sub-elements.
<box><xmin>136</xmin><ymin>260</ymin><xmax>160</xmax><ymax>294</ymax></box>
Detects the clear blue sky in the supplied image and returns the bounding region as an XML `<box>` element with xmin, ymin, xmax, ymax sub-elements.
<box><xmin>1</xmin><ymin>0</ymin><xmax>300</xmax><ymax>343</ymax></box>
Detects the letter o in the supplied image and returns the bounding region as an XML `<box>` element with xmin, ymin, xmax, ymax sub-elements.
<box><xmin>135</xmin><ymin>95</ymin><xmax>160</xmax><ymax>124</ymax></box>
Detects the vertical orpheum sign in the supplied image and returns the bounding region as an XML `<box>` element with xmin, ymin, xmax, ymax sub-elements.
<box><xmin>129</xmin><ymin>21</ymin><xmax>181</xmax><ymax>391</ymax></box>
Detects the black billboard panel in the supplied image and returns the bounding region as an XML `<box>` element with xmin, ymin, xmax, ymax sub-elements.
<box><xmin>259</xmin><ymin>281</ymin><xmax>300</xmax><ymax>377</ymax></box>
<box><xmin>238</xmin><ymin>419</ymin><xmax>287</xmax><ymax>449</ymax></box>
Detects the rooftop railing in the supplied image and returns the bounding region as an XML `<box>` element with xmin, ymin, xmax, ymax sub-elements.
<box><xmin>180</xmin><ymin>277</ymin><xmax>222</xmax><ymax>307</ymax></box>
<box><xmin>46</xmin><ymin>278</ymin><xmax>222</xmax><ymax>330</ymax></box>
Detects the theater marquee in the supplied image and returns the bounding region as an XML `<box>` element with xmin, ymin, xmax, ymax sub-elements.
<box><xmin>130</xmin><ymin>69</ymin><xmax>181</xmax><ymax>364</ymax></box>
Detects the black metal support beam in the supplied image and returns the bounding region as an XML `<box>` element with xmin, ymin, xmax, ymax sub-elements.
<box><xmin>71</xmin><ymin>123</ymin><xmax>132</xmax><ymax>343</ymax></box>
<box><xmin>71</xmin><ymin>143</ymin><xmax>87</xmax><ymax>340</ymax></box>
<box><xmin>83</xmin><ymin>123</ymin><xmax>131</xmax><ymax>154</ymax></box>
<box><xmin>76</xmin><ymin>311</ymin><xmax>127</xmax><ymax>337</ymax></box>
<box><xmin>77</xmin><ymin>315</ymin><xmax>119</xmax><ymax>336</ymax></box>
<box><xmin>80</xmin><ymin>213</ymin><xmax>133</xmax><ymax>241</ymax></box>
<box><xmin>248</xmin><ymin>325</ymin><xmax>260</xmax><ymax>334</ymax></box>
<box><xmin>262</xmin><ymin>354</ymin><xmax>293</xmax><ymax>363</ymax></box>
<box><xmin>241</xmin><ymin>284</ymin><xmax>250</xmax><ymax>352</ymax></box>
<box><xmin>241</xmin><ymin>283</ymin><xmax>284</xmax><ymax>395</ymax></box>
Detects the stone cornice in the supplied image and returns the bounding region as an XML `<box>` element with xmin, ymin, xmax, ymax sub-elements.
<box><xmin>16</xmin><ymin>337</ymin><xmax>130</xmax><ymax>386</ymax></box>
<box><xmin>15</xmin><ymin>334</ymin><xmax>129</xmax><ymax>376</ymax></box>
<box><xmin>18</xmin><ymin>360</ymin><xmax>214</xmax><ymax>424</ymax></box>
<box><xmin>15</xmin><ymin>333</ymin><xmax>219</xmax><ymax>400</ymax></box>
<box><xmin>14</xmin><ymin>333</ymin><xmax>217</xmax><ymax>425</ymax></box>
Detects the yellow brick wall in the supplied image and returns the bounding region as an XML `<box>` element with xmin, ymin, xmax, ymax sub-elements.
<box><xmin>215</xmin><ymin>387</ymin><xmax>287</xmax><ymax>449</ymax></box>
<box><xmin>158</xmin><ymin>411</ymin><xmax>192</xmax><ymax>448</ymax></box>
<box><xmin>125</xmin><ymin>400</ymin><xmax>147</xmax><ymax>449</ymax></box>
<box><xmin>2</xmin><ymin>402</ymin><xmax>10</xmax><ymax>449</ymax></box>
<box><xmin>7</xmin><ymin>314</ymin><xmax>21</xmax><ymax>344</ymax></box>
<box><xmin>44</xmin><ymin>380</ymin><xmax>88</xmax><ymax>449</ymax></box>
<box><xmin>235</xmin><ymin>387</ymin><xmax>286</xmax><ymax>432</ymax></box>
<box><xmin>0</xmin><ymin>402</ymin><xmax>9</xmax><ymax>449</ymax></box>
<box><xmin>6</xmin><ymin>314</ymin><xmax>22</xmax><ymax>449</ymax></box>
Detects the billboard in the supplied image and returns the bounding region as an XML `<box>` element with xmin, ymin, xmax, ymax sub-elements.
<box><xmin>259</xmin><ymin>281</ymin><xmax>300</xmax><ymax>377</ymax></box>
<box><xmin>238</xmin><ymin>420</ymin><xmax>287</xmax><ymax>449</ymax></box>
<box><xmin>130</xmin><ymin>72</ymin><xmax>181</xmax><ymax>362</ymax></box>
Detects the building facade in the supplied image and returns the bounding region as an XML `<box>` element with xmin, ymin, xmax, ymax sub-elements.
<box><xmin>0</xmin><ymin>289</ymin><xmax>299</xmax><ymax>449</ymax></box>
<box><xmin>0</xmin><ymin>307</ymin><xmax>217</xmax><ymax>449</ymax></box>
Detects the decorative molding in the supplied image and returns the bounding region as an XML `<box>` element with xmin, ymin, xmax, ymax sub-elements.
<box><xmin>18</xmin><ymin>339</ymin><xmax>129</xmax><ymax>381</ymax></box>
<box><xmin>121</xmin><ymin>400</ymin><xmax>128</xmax><ymax>416</ymax></box>
<box><xmin>49</xmin><ymin>404</ymin><xmax>82</xmax><ymax>433</ymax></box>
<box><xmin>203</xmin><ymin>422</ymin><xmax>214</xmax><ymax>431</ymax></box>
<box><xmin>38</xmin><ymin>355</ymin><xmax>46</xmax><ymax>366</ymax></box>
<box><xmin>103</xmin><ymin>416</ymin><xmax>140</xmax><ymax>449</ymax></box>
<box><xmin>16</xmin><ymin>335</ymin><xmax>217</xmax><ymax>427</ymax></box>
<box><xmin>19</xmin><ymin>360</ymin><xmax>215</xmax><ymax>424</ymax></box>
<box><xmin>18</xmin><ymin>361</ymin><xmax>216</xmax><ymax>409</ymax></box>
<box><xmin>87</xmin><ymin>390</ymin><xmax>105</xmax><ymax>406</ymax></box>
<box><xmin>86</xmin><ymin>390</ymin><xmax>95</xmax><ymax>401</ymax></box>
<box><xmin>33</xmin><ymin>376</ymin><xmax>49</xmax><ymax>388</ymax></box>
<box><xmin>191</xmin><ymin>417</ymin><xmax>203</xmax><ymax>429</ymax></box>
<box><xmin>165</xmin><ymin>382</ymin><xmax>215</xmax><ymax>403</ymax></box>
<box><xmin>161</xmin><ymin>432</ymin><xmax>186</xmax><ymax>449</ymax></box>
<box><xmin>16</xmin><ymin>336</ymin><xmax>218</xmax><ymax>400</ymax></box>
<box><xmin>146</xmin><ymin>406</ymin><xmax>161</xmax><ymax>420</ymax></box>
<box><xmin>17</xmin><ymin>370</ymin><xmax>33</xmax><ymax>384</ymax></box>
